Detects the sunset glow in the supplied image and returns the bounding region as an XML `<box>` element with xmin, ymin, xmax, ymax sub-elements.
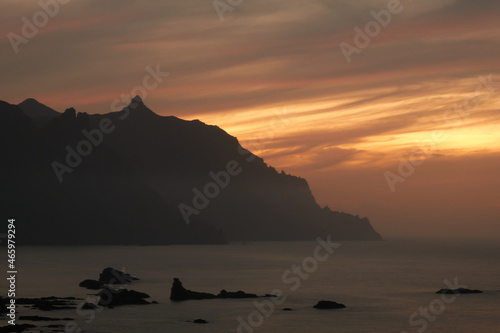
<box><xmin>2</xmin><ymin>0</ymin><xmax>499</xmax><ymax>239</ymax></box>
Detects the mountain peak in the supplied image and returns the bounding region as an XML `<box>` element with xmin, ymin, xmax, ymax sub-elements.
<box><xmin>19</xmin><ymin>98</ymin><xmax>50</xmax><ymax>109</ymax></box>
<box><xmin>18</xmin><ymin>98</ymin><xmax>60</xmax><ymax>126</ymax></box>
<box><xmin>122</xmin><ymin>96</ymin><xmax>160</xmax><ymax>119</ymax></box>
<box><xmin>132</xmin><ymin>95</ymin><xmax>143</xmax><ymax>104</ymax></box>
<box><xmin>22</xmin><ymin>98</ymin><xmax>38</xmax><ymax>104</ymax></box>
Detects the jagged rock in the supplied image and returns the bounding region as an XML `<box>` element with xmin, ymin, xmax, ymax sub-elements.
<box><xmin>170</xmin><ymin>278</ymin><xmax>277</xmax><ymax>301</ymax></box>
<box><xmin>79</xmin><ymin>279</ymin><xmax>103</xmax><ymax>290</ymax></box>
<box><xmin>170</xmin><ymin>278</ymin><xmax>216</xmax><ymax>301</ymax></box>
<box><xmin>313</xmin><ymin>300</ymin><xmax>346</xmax><ymax>309</ymax></box>
<box><xmin>436</xmin><ymin>288</ymin><xmax>482</xmax><ymax>294</ymax></box>
<box><xmin>62</xmin><ymin>107</ymin><xmax>76</xmax><ymax>119</ymax></box>
<box><xmin>217</xmin><ymin>290</ymin><xmax>257</xmax><ymax>299</ymax></box>
<box><xmin>97</xmin><ymin>287</ymin><xmax>150</xmax><ymax>307</ymax></box>
<box><xmin>99</xmin><ymin>267</ymin><xmax>138</xmax><ymax>284</ymax></box>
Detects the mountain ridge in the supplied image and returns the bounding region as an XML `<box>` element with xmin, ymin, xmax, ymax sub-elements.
<box><xmin>1</xmin><ymin>97</ymin><xmax>382</xmax><ymax>244</ymax></box>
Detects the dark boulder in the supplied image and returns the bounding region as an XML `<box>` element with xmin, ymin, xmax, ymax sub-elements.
<box><xmin>99</xmin><ymin>267</ymin><xmax>138</xmax><ymax>284</ymax></box>
<box><xmin>436</xmin><ymin>288</ymin><xmax>482</xmax><ymax>294</ymax></box>
<box><xmin>217</xmin><ymin>290</ymin><xmax>257</xmax><ymax>299</ymax></box>
<box><xmin>170</xmin><ymin>278</ymin><xmax>216</xmax><ymax>301</ymax></box>
<box><xmin>170</xmin><ymin>278</ymin><xmax>277</xmax><ymax>301</ymax></box>
<box><xmin>79</xmin><ymin>279</ymin><xmax>103</xmax><ymax>290</ymax></box>
<box><xmin>97</xmin><ymin>287</ymin><xmax>150</xmax><ymax>307</ymax></box>
<box><xmin>313</xmin><ymin>300</ymin><xmax>346</xmax><ymax>309</ymax></box>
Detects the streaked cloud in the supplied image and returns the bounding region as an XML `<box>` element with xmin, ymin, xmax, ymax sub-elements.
<box><xmin>1</xmin><ymin>0</ymin><xmax>499</xmax><ymax>238</ymax></box>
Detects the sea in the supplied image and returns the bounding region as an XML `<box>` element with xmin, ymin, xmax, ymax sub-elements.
<box><xmin>5</xmin><ymin>239</ymin><xmax>500</xmax><ymax>333</ymax></box>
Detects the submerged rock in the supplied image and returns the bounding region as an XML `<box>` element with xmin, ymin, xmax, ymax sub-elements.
<box><xmin>313</xmin><ymin>300</ymin><xmax>346</xmax><ymax>309</ymax></box>
<box><xmin>193</xmin><ymin>319</ymin><xmax>208</xmax><ymax>324</ymax></box>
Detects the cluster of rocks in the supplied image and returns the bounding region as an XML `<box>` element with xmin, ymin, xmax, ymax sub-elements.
<box><xmin>0</xmin><ymin>268</ymin><xmax>153</xmax><ymax>333</ymax></box>
<box><xmin>0</xmin><ymin>296</ymin><xmax>80</xmax><ymax>333</ymax></box>
<box><xmin>0</xmin><ymin>271</ymin><xmax>487</xmax><ymax>332</ymax></box>
<box><xmin>79</xmin><ymin>267</ymin><xmax>139</xmax><ymax>290</ymax></box>
<box><xmin>1</xmin><ymin>296</ymin><xmax>80</xmax><ymax>312</ymax></box>
<box><xmin>79</xmin><ymin>267</ymin><xmax>152</xmax><ymax>307</ymax></box>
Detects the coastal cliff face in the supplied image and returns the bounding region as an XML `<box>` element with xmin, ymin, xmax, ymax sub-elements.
<box><xmin>1</xmin><ymin>98</ymin><xmax>381</xmax><ymax>245</ymax></box>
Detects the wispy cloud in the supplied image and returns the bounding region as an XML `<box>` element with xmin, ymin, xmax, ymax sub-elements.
<box><xmin>1</xmin><ymin>0</ymin><xmax>499</xmax><ymax>238</ymax></box>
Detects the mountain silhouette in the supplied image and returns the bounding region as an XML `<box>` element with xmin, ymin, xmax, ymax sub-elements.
<box><xmin>0</xmin><ymin>97</ymin><xmax>381</xmax><ymax>245</ymax></box>
<box><xmin>17</xmin><ymin>98</ymin><xmax>60</xmax><ymax>126</ymax></box>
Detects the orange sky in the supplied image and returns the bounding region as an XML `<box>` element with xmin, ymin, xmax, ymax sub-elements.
<box><xmin>2</xmin><ymin>0</ymin><xmax>499</xmax><ymax>239</ymax></box>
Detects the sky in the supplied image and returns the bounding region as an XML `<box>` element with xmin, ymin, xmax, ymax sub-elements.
<box><xmin>2</xmin><ymin>0</ymin><xmax>499</xmax><ymax>239</ymax></box>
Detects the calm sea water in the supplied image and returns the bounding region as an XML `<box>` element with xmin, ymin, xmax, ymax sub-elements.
<box><xmin>6</xmin><ymin>240</ymin><xmax>500</xmax><ymax>333</ymax></box>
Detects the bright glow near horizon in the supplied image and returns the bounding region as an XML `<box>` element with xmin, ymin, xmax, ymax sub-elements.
<box><xmin>2</xmin><ymin>0</ymin><xmax>499</xmax><ymax>239</ymax></box>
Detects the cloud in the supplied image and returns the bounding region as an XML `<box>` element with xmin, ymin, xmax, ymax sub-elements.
<box><xmin>1</xmin><ymin>0</ymin><xmax>499</xmax><ymax>238</ymax></box>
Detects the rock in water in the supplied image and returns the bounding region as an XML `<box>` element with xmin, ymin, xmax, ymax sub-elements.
<box><xmin>79</xmin><ymin>279</ymin><xmax>103</xmax><ymax>290</ymax></box>
<box><xmin>99</xmin><ymin>267</ymin><xmax>138</xmax><ymax>284</ymax></box>
<box><xmin>217</xmin><ymin>290</ymin><xmax>258</xmax><ymax>298</ymax></box>
<box><xmin>169</xmin><ymin>278</ymin><xmax>276</xmax><ymax>301</ymax></box>
<box><xmin>170</xmin><ymin>278</ymin><xmax>216</xmax><ymax>301</ymax></box>
<box><xmin>97</xmin><ymin>287</ymin><xmax>150</xmax><ymax>307</ymax></box>
<box><xmin>436</xmin><ymin>288</ymin><xmax>482</xmax><ymax>294</ymax></box>
<box><xmin>313</xmin><ymin>300</ymin><xmax>346</xmax><ymax>309</ymax></box>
